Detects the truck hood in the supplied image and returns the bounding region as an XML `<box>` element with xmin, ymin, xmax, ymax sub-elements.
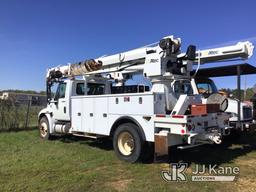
<box><xmin>225</xmin><ymin>98</ymin><xmax>252</xmax><ymax>121</ymax></box>
<box><xmin>38</xmin><ymin>106</ymin><xmax>53</xmax><ymax>117</ymax></box>
<box><xmin>202</xmin><ymin>97</ymin><xmax>252</xmax><ymax>121</ymax></box>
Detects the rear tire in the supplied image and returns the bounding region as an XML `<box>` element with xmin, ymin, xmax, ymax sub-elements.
<box><xmin>113</xmin><ymin>123</ymin><xmax>143</xmax><ymax>163</ymax></box>
<box><xmin>39</xmin><ymin>117</ymin><xmax>53</xmax><ymax>140</ymax></box>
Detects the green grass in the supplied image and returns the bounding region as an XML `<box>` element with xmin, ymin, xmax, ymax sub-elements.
<box><xmin>0</xmin><ymin>130</ymin><xmax>256</xmax><ymax>192</ymax></box>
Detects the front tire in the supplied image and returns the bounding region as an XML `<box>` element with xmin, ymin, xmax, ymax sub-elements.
<box><xmin>39</xmin><ymin>117</ymin><xmax>52</xmax><ymax>140</ymax></box>
<box><xmin>113</xmin><ymin>123</ymin><xmax>143</xmax><ymax>163</ymax></box>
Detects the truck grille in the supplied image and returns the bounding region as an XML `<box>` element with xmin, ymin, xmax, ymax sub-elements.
<box><xmin>243</xmin><ymin>106</ymin><xmax>252</xmax><ymax>119</ymax></box>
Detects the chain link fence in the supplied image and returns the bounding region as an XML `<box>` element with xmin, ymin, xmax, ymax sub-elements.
<box><xmin>0</xmin><ymin>97</ymin><xmax>46</xmax><ymax>132</ymax></box>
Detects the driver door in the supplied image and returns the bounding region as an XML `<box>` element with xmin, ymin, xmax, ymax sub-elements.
<box><xmin>50</xmin><ymin>82</ymin><xmax>70</xmax><ymax>121</ymax></box>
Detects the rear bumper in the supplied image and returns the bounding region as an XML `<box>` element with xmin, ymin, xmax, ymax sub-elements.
<box><xmin>154</xmin><ymin>127</ymin><xmax>232</xmax><ymax>156</ymax></box>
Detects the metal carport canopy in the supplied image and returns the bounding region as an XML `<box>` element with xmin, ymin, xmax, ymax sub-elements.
<box><xmin>193</xmin><ymin>63</ymin><xmax>256</xmax><ymax>78</ymax></box>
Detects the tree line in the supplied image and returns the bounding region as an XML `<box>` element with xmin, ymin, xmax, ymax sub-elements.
<box><xmin>0</xmin><ymin>89</ymin><xmax>46</xmax><ymax>95</ymax></box>
<box><xmin>219</xmin><ymin>88</ymin><xmax>255</xmax><ymax>101</ymax></box>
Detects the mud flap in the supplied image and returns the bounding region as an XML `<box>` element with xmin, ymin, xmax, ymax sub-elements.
<box><xmin>154</xmin><ymin>133</ymin><xmax>169</xmax><ymax>160</ymax></box>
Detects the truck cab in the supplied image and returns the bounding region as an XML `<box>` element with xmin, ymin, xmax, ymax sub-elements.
<box><xmin>40</xmin><ymin>77</ymin><xmax>111</xmax><ymax>119</ymax></box>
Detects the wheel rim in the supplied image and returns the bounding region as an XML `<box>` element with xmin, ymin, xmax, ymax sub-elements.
<box><xmin>40</xmin><ymin>122</ymin><xmax>48</xmax><ymax>137</ymax></box>
<box><xmin>117</xmin><ymin>131</ymin><xmax>134</xmax><ymax>156</ymax></box>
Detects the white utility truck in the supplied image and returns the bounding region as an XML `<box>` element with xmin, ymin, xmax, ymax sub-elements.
<box><xmin>38</xmin><ymin>35</ymin><xmax>254</xmax><ymax>162</ymax></box>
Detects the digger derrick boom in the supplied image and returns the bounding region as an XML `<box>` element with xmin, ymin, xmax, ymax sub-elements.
<box><xmin>46</xmin><ymin>36</ymin><xmax>254</xmax><ymax>82</ymax></box>
<box><xmin>190</xmin><ymin>41</ymin><xmax>254</xmax><ymax>64</ymax></box>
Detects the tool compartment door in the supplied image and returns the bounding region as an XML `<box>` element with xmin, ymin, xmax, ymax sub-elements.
<box><xmin>71</xmin><ymin>97</ymin><xmax>83</xmax><ymax>131</ymax></box>
<box><xmin>82</xmin><ymin>97</ymin><xmax>94</xmax><ymax>133</ymax></box>
<box><xmin>93</xmin><ymin>97</ymin><xmax>109</xmax><ymax>135</ymax></box>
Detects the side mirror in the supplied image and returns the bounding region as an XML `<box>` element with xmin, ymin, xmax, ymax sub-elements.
<box><xmin>50</xmin><ymin>99</ymin><xmax>58</xmax><ymax>104</ymax></box>
<box><xmin>186</xmin><ymin>45</ymin><xmax>196</xmax><ymax>60</ymax></box>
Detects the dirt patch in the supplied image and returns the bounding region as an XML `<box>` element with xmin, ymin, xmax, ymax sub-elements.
<box><xmin>106</xmin><ymin>179</ymin><xmax>133</xmax><ymax>192</ymax></box>
<box><xmin>235</xmin><ymin>158</ymin><xmax>256</xmax><ymax>169</ymax></box>
<box><xmin>235</xmin><ymin>177</ymin><xmax>256</xmax><ymax>192</ymax></box>
<box><xmin>235</xmin><ymin>158</ymin><xmax>256</xmax><ymax>165</ymax></box>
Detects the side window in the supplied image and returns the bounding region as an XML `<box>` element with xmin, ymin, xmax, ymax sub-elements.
<box><xmin>197</xmin><ymin>83</ymin><xmax>212</xmax><ymax>94</ymax></box>
<box><xmin>55</xmin><ymin>83</ymin><xmax>66</xmax><ymax>99</ymax></box>
<box><xmin>87</xmin><ymin>83</ymin><xmax>105</xmax><ymax>95</ymax></box>
<box><xmin>76</xmin><ymin>83</ymin><xmax>85</xmax><ymax>95</ymax></box>
<box><xmin>50</xmin><ymin>82</ymin><xmax>59</xmax><ymax>98</ymax></box>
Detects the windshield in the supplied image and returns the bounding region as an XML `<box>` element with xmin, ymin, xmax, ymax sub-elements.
<box><xmin>55</xmin><ymin>82</ymin><xmax>66</xmax><ymax>99</ymax></box>
<box><xmin>47</xmin><ymin>81</ymin><xmax>66</xmax><ymax>101</ymax></box>
<box><xmin>196</xmin><ymin>79</ymin><xmax>218</xmax><ymax>96</ymax></box>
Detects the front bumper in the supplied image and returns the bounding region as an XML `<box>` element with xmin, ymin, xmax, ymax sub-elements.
<box><xmin>230</xmin><ymin>120</ymin><xmax>256</xmax><ymax>131</ymax></box>
<box><xmin>244</xmin><ymin>120</ymin><xmax>256</xmax><ymax>131</ymax></box>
